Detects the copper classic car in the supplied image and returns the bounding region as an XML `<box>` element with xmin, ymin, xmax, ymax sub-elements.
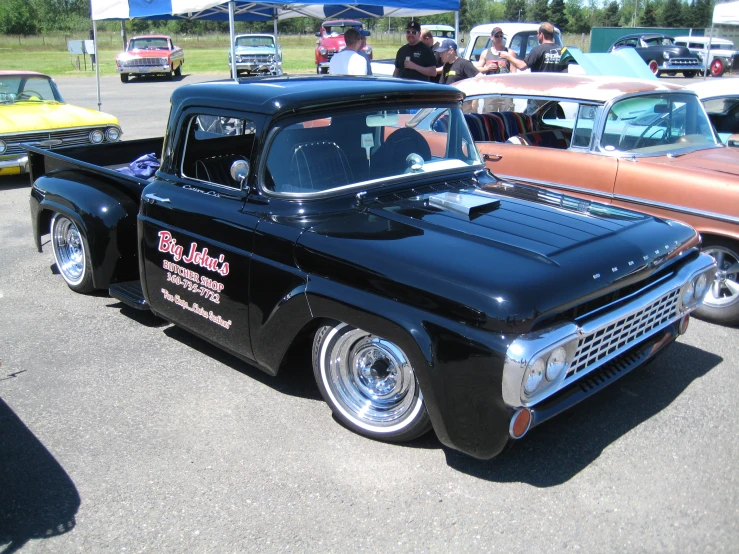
<box><xmin>453</xmin><ymin>73</ymin><xmax>739</xmax><ymax>325</ymax></box>
<box><xmin>116</xmin><ymin>35</ymin><xmax>185</xmax><ymax>83</ymax></box>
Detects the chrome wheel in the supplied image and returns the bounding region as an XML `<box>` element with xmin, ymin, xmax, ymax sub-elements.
<box><xmin>313</xmin><ymin>323</ymin><xmax>430</xmax><ymax>440</ymax></box>
<box><xmin>648</xmin><ymin>60</ymin><xmax>659</xmax><ymax>75</ymax></box>
<box><xmin>51</xmin><ymin>213</ymin><xmax>93</xmax><ymax>293</ymax></box>
<box><xmin>703</xmin><ymin>245</ymin><xmax>739</xmax><ymax>309</ymax></box>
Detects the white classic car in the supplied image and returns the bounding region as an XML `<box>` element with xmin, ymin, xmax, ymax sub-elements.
<box><xmin>228</xmin><ymin>34</ymin><xmax>283</xmax><ymax>77</ymax></box>
<box><xmin>674</xmin><ymin>36</ymin><xmax>737</xmax><ymax>77</ymax></box>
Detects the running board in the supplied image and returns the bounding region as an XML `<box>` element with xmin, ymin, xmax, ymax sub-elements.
<box><xmin>109</xmin><ymin>281</ymin><xmax>149</xmax><ymax>311</ymax></box>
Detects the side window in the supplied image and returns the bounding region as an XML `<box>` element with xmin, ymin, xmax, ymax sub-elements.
<box><xmin>509</xmin><ymin>34</ymin><xmax>524</xmax><ymax>58</ymax></box>
<box><xmin>181</xmin><ymin>114</ymin><xmax>257</xmax><ymax>188</ymax></box>
<box><xmin>471</xmin><ymin>35</ymin><xmax>490</xmax><ymax>61</ymax></box>
<box><xmin>524</xmin><ymin>33</ymin><xmax>539</xmax><ymax>58</ymax></box>
<box><xmin>571</xmin><ymin>105</ymin><xmax>598</xmax><ymax>148</ymax></box>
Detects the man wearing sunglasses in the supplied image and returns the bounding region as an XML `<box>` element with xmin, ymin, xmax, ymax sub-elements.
<box><xmin>476</xmin><ymin>27</ymin><xmax>518</xmax><ymax>74</ymax></box>
<box><xmin>393</xmin><ymin>21</ymin><xmax>437</xmax><ymax>81</ymax></box>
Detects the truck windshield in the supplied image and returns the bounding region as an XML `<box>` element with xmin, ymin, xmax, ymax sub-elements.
<box><xmin>264</xmin><ymin>106</ymin><xmax>482</xmax><ymax>196</ymax></box>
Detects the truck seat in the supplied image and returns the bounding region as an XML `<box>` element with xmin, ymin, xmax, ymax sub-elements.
<box><xmin>289</xmin><ymin>141</ymin><xmax>354</xmax><ymax>192</ymax></box>
<box><xmin>194</xmin><ymin>154</ymin><xmax>247</xmax><ymax>187</ymax></box>
<box><xmin>506</xmin><ymin>129</ymin><xmax>572</xmax><ymax>149</ymax></box>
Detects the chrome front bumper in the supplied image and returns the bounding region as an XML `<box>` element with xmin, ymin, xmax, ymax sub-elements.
<box><xmin>117</xmin><ymin>65</ymin><xmax>170</xmax><ymax>75</ymax></box>
<box><xmin>230</xmin><ymin>62</ymin><xmax>283</xmax><ymax>75</ymax></box>
<box><xmin>0</xmin><ymin>155</ymin><xmax>28</xmax><ymax>175</ymax></box>
<box><xmin>659</xmin><ymin>60</ymin><xmax>706</xmax><ymax>73</ymax></box>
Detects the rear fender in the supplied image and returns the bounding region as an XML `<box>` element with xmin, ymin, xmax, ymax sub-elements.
<box><xmin>31</xmin><ymin>174</ymin><xmax>141</xmax><ymax>289</ymax></box>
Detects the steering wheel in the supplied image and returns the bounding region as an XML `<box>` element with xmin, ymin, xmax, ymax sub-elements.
<box><xmin>18</xmin><ymin>90</ymin><xmax>42</xmax><ymax>100</ymax></box>
<box><xmin>632</xmin><ymin>124</ymin><xmax>666</xmax><ymax>149</ymax></box>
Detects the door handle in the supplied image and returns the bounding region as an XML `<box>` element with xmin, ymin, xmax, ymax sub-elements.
<box><xmin>483</xmin><ymin>153</ymin><xmax>502</xmax><ymax>161</ymax></box>
<box><xmin>143</xmin><ymin>193</ymin><xmax>170</xmax><ymax>204</ymax></box>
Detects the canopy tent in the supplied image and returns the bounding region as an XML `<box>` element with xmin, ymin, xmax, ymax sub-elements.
<box><xmin>704</xmin><ymin>1</ymin><xmax>739</xmax><ymax>78</ymax></box>
<box><xmin>90</xmin><ymin>0</ymin><xmax>461</xmax><ymax>108</ymax></box>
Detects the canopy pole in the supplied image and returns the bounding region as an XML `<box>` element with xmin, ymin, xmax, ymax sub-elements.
<box><xmin>229</xmin><ymin>1</ymin><xmax>237</xmax><ymax>80</ymax></box>
<box><xmin>705</xmin><ymin>20</ymin><xmax>716</xmax><ymax>80</ymax></box>
<box><xmin>274</xmin><ymin>10</ymin><xmax>278</xmax><ymax>51</ymax></box>
<box><xmin>93</xmin><ymin>20</ymin><xmax>101</xmax><ymax>111</ymax></box>
<box><xmin>454</xmin><ymin>11</ymin><xmax>459</xmax><ymax>51</ymax></box>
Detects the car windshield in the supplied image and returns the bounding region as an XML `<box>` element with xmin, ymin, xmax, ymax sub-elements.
<box><xmin>235</xmin><ymin>36</ymin><xmax>274</xmax><ymax>48</ymax></box>
<box><xmin>0</xmin><ymin>75</ymin><xmax>58</xmax><ymax>104</ymax></box>
<box><xmin>643</xmin><ymin>36</ymin><xmax>675</xmax><ymax>47</ymax></box>
<box><xmin>264</xmin><ymin>106</ymin><xmax>482</xmax><ymax>195</ymax></box>
<box><xmin>129</xmin><ymin>38</ymin><xmax>170</xmax><ymax>50</ymax></box>
<box><xmin>600</xmin><ymin>93</ymin><xmax>719</xmax><ymax>154</ymax></box>
<box><xmin>324</xmin><ymin>25</ymin><xmax>360</xmax><ymax>36</ymax></box>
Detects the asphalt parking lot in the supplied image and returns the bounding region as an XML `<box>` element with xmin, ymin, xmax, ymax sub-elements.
<box><xmin>1</xmin><ymin>73</ymin><xmax>738</xmax><ymax>553</ymax></box>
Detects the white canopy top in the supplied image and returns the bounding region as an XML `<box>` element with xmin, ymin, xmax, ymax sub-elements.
<box><xmin>713</xmin><ymin>1</ymin><xmax>739</xmax><ymax>25</ymax></box>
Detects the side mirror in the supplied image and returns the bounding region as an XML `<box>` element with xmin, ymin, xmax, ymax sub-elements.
<box><xmin>727</xmin><ymin>133</ymin><xmax>739</xmax><ymax>147</ymax></box>
<box><xmin>230</xmin><ymin>159</ymin><xmax>250</xmax><ymax>188</ymax></box>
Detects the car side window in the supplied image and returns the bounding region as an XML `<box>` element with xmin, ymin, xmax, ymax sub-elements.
<box><xmin>471</xmin><ymin>35</ymin><xmax>490</xmax><ymax>61</ymax></box>
<box><xmin>571</xmin><ymin>105</ymin><xmax>598</xmax><ymax>148</ymax></box>
<box><xmin>181</xmin><ymin>114</ymin><xmax>257</xmax><ymax>189</ymax></box>
<box><xmin>509</xmin><ymin>34</ymin><xmax>524</xmax><ymax>58</ymax></box>
<box><xmin>524</xmin><ymin>34</ymin><xmax>538</xmax><ymax>58</ymax></box>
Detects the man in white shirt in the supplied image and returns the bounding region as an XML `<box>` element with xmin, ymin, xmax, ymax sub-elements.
<box><xmin>329</xmin><ymin>28</ymin><xmax>368</xmax><ymax>75</ymax></box>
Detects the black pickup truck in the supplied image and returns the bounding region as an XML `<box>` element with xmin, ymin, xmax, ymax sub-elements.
<box><xmin>27</xmin><ymin>76</ymin><xmax>715</xmax><ymax>460</ymax></box>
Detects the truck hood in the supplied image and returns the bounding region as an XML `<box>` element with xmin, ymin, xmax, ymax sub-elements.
<box><xmin>320</xmin><ymin>37</ymin><xmax>346</xmax><ymax>50</ymax></box>
<box><xmin>0</xmin><ymin>103</ymin><xmax>118</xmax><ymax>133</ymax></box>
<box><xmin>639</xmin><ymin>147</ymin><xmax>739</xmax><ymax>176</ymax></box>
<box><xmin>235</xmin><ymin>46</ymin><xmax>276</xmax><ymax>56</ymax></box>
<box><xmin>295</xmin><ymin>184</ymin><xmax>699</xmax><ymax>334</ymax></box>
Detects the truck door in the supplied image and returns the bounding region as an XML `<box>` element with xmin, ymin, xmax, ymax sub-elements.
<box><xmin>139</xmin><ymin>111</ymin><xmax>262</xmax><ymax>361</ymax></box>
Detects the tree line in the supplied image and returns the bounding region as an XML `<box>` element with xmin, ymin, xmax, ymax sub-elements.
<box><xmin>0</xmin><ymin>0</ymin><xmax>717</xmax><ymax>37</ymax></box>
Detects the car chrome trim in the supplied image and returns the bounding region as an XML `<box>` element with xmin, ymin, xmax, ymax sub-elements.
<box><xmin>502</xmin><ymin>253</ymin><xmax>716</xmax><ymax>408</ymax></box>
<box><xmin>496</xmin><ymin>174</ymin><xmax>614</xmax><ymax>201</ymax></box>
<box><xmin>612</xmin><ymin>194</ymin><xmax>739</xmax><ymax>225</ymax></box>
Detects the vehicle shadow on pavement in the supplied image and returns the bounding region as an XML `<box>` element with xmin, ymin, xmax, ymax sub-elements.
<box><xmin>0</xmin><ymin>398</ymin><xmax>80</xmax><ymax>554</ymax></box>
<box><xmin>0</xmin><ymin>176</ymin><xmax>31</xmax><ymax>190</ymax></box>
<box><xmin>442</xmin><ymin>342</ymin><xmax>722</xmax><ymax>483</ymax></box>
<box><xmin>161</xmin><ymin>324</ymin><xmax>322</xmax><ymax>401</ymax></box>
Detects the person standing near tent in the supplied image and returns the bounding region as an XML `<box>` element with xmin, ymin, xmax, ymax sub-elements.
<box><xmin>435</xmin><ymin>39</ymin><xmax>479</xmax><ymax>85</ymax></box>
<box><xmin>329</xmin><ymin>28</ymin><xmax>369</xmax><ymax>75</ymax></box>
<box><xmin>394</xmin><ymin>21</ymin><xmax>437</xmax><ymax>81</ymax></box>
<box><xmin>421</xmin><ymin>27</ymin><xmax>443</xmax><ymax>83</ymax></box>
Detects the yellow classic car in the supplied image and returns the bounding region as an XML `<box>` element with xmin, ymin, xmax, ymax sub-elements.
<box><xmin>0</xmin><ymin>71</ymin><xmax>122</xmax><ymax>176</ymax></box>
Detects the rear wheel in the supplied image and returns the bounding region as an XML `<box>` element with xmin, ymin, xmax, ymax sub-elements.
<box><xmin>695</xmin><ymin>239</ymin><xmax>739</xmax><ymax>325</ymax></box>
<box><xmin>665</xmin><ymin>71</ymin><xmax>677</xmax><ymax>77</ymax></box>
<box><xmin>683</xmin><ymin>70</ymin><xmax>697</xmax><ymax>78</ymax></box>
<box><xmin>174</xmin><ymin>63</ymin><xmax>182</xmax><ymax>77</ymax></box>
<box><xmin>50</xmin><ymin>213</ymin><xmax>94</xmax><ymax>293</ymax></box>
<box><xmin>648</xmin><ymin>60</ymin><xmax>659</xmax><ymax>75</ymax></box>
<box><xmin>312</xmin><ymin>323</ymin><xmax>431</xmax><ymax>442</ymax></box>
<box><xmin>710</xmin><ymin>58</ymin><xmax>725</xmax><ymax>77</ymax></box>
<box><xmin>120</xmin><ymin>73</ymin><xmax>128</xmax><ymax>83</ymax></box>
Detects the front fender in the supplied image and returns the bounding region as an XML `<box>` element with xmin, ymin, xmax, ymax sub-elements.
<box><xmin>30</xmin><ymin>173</ymin><xmax>140</xmax><ymax>289</ymax></box>
<box><xmin>304</xmin><ymin>275</ymin><xmax>514</xmax><ymax>460</ymax></box>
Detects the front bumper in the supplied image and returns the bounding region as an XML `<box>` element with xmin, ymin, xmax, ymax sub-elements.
<box><xmin>117</xmin><ymin>64</ymin><xmax>170</xmax><ymax>75</ymax></box>
<box><xmin>658</xmin><ymin>59</ymin><xmax>705</xmax><ymax>73</ymax></box>
<box><xmin>229</xmin><ymin>61</ymin><xmax>283</xmax><ymax>75</ymax></box>
<box><xmin>0</xmin><ymin>155</ymin><xmax>28</xmax><ymax>176</ymax></box>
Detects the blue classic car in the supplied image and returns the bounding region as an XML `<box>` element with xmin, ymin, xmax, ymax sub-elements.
<box><xmin>228</xmin><ymin>34</ymin><xmax>282</xmax><ymax>76</ymax></box>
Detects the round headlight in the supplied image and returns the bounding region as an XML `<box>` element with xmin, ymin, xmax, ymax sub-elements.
<box><xmin>694</xmin><ymin>273</ymin><xmax>709</xmax><ymax>299</ymax></box>
<box><xmin>365</xmin><ymin>46</ymin><xmax>373</xmax><ymax>55</ymax></box>
<box><xmin>89</xmin><ymin>130</ymin><xmax>104</xmax><ymax>144</ymax></box>
<box><xmin>106</xmin><ymin>127</ymin><xmax>120</xmax><ymax>142</ymax></box>
<box><xmin>0</xmin><ymin>139</ymin><xmax>6</xmax><ymax>154</ymax></box>
<box><xmin>524</xmin><ymin>358</ymin><xmax>545</xmax><ymax>395</ymax></box>
<box><xmin>319</xmin><ymin>46</ymin><xmax>327</xmax><ymax>56</ymax></box>
<box><xmin>663</xmin><ymin>51</ymin><xmax>670</xmax><ymax>60</ymax></box>
<box><xmin>682</xmin><ymin>280</ymin><xmax>695</xmax><ymax>305</ymax></box>
<box><xmin>546</xmin><ymin>347</ymin><xmax>568</xmax><ymax>381</ymax></box>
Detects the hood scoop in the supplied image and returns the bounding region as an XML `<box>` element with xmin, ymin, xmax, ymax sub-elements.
<box><xmin>428</xmin><ymin>191</ymin><xmax>500</xmax><ymax>219</ymax></box>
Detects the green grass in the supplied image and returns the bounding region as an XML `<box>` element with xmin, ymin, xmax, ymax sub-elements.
<box><xmin>0</xmin><ymin>31</ymin><xmax>590</xmax><ymax>77</ymax></box>
<box><xmin>0</xmin><ymin>32</ymin><xmax>404</xmax><ymax>77</ymax></box>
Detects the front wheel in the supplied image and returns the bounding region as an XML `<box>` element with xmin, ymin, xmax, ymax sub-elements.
<box><xmin>312</xmin><ymin>323</ymin><xmax>431</xmax><ymax>442</ymax></box>
<box><xmin>648</xmin><ymin>60</ymin><xmax>659</xmax><ymax>75</ymax></box>
<box><xmin>120</xmin><ymin>73</ymin><xmax>128</xmax><ymax>83</ymax></box>
<box><xmin>50</xmin><ymin>213</ymin><xmax>94</xmax><ymax>293</ymax></box>
<box><xmin>683</xmin><ymin>70</ymin><xmax>697</xmax><ymax>78</ymax></box>
<box><xmin>694</xmin><ymin>239</ymin><xmax>739</xmax><ymax>325</ymax></box>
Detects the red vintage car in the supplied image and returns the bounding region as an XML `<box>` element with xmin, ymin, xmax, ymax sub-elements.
<box><xmin>314</xmin><ymin>20</ymin><xmax>372</xmax><ymax>74</ymax></box>
<box><xmin>116</xmin><ymin>35</ymin><xmax>185</xmax><ymax>83</ymax></box>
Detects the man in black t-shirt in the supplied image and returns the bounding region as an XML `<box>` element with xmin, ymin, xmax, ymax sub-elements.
<box><xmin>394</xmin><ymin>21</ymin><xmax>437</xmax><ymax>81</ymax></box>
<box><xmin>499</xmin><ymin>22</ymin><xmax>567</xmax><ymax>73</ymax></box>
<box><xmin>435</xmin><ymin>39</ymin><xmax>479</xmax><ymax>85</ymax></box>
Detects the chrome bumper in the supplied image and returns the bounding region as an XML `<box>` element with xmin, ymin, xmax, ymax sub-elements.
<box><xmin>0</xmin><ymin>155</ymin><xmax>28</xmax><ymax>175</ymax></box>
<box><xmin>117</xmin><ymin>65</ymin><xmax>170</xmax><ymax>75</ymax></box>
<box><xmin>659</xmin><ymin>60</ymin><xmax>706</xmax><ymax>73</ymax></box>
<box><xmin>230</xmin><ymin>62</ymin><xmax>282</xmax><ymax>75</ymax></box>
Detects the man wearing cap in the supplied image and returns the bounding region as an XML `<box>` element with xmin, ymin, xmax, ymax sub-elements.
<box><xmin>329</xmin><ymin>27</ymin><xmax>368</xmax><ymax>75</ymax></box>
<box><xmin>435</xmin><ymin>39</ymin><xmax>479</xmax><ymax>85</ymax></box>
<box><xmin>476</xmin><ymin>27</ymin><xmax>518</xmax><ymax>74</ymax></box>
<box><xmin>358</xmin><ymin>29</ymin><xmax>373</xmax><ymax>75</ymax></box>
<box><xmin>498</xmin><ymin>22</ymin><xmax>566</xmax><ymax>72</ymax></box>
<box><xmin>393</xmin><ymin>21</ymin><xmax>437</xmax><ymax>81</ymax></box>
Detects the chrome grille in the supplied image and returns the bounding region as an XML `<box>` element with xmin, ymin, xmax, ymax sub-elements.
<box><xmin>120</xmin><ymin>58</ymin><xmax>167</xmax><ymax>68</ymax></box>
<box><xmin>669</xmin><ymin>58</ymin><xmax>702</xmax><ymax>67</ymax></box>
<box><xmin>3</xmin><ymin>129</ymin><xmax>103</xmax><ymax>155</ymax></box>
<box><xmin>567</xmin><ymin>288</ymin><xmax>680</xmax><ymax>377</ymax></box>
<box><xmin>236</xmin><ymin>55</ymin><xmax>271</xmax><ymax>63</ymax></box>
